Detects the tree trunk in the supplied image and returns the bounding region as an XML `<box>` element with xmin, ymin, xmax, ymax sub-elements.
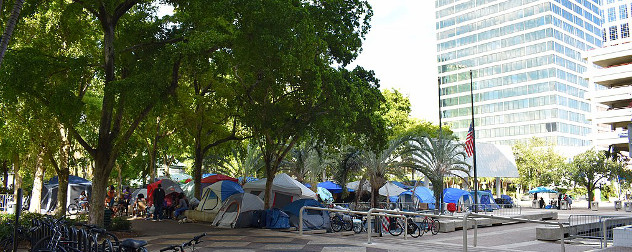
<box><xmin>264</xmin><ymin>175</ymin><xmax>274</xmax><ymax>209</ymax></box>
<box><xmin>149</xmin><ymin>140</ymin><xmax>158</xmax><ymax>183</ymax></box>
<box><xmin>117</xmin><ymin>164</ymin><xmax>122</xmax><ymax>195</ymax></box>
<box><xmin>57</xmin><ymin>169</ymin><xmax>69</xmax><ymax>216</ymax></box>
<box><xmin>29</xmin><ymin>150</ymin><xmax>45</xmax><ymax>213</ymax></box>
<box><xmin>587</xmin><ymin>185</ymin><xmax>594</xmax><ymax>209</ymax></box>
<box><xmin>193</xmin><ymin>136</ymin><xmax>203</xmax><ymax>199</ymax></box>
<box><xmin>2</xmin><ymin>160</ymin><xmax>7</xmax><ymax>188</ymax></box>
<box><xmin>432</xmin><ymin>179</ymin><xmax>443</xmax><ymax>213</ymax></box>
<box><xmin>12</xmin><ymin>153</ymin><xmax>21</xmax><ymax>200</ymax></box>
<box><xmin>0</xmin><ymin>0</ymin><xmax>25</xmax><ymax>68</ymax></box>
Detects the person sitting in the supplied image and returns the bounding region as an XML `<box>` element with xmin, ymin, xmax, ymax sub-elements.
<box><xmin>173</xmin><ymin>193</ymin><xmax>189</xmax><ymax>220</ymax></box>
<box><xmin>133</xmin><ymin>193</ymin><xmax>147</xmax><ymax>218</ymax></box>
<box><xmin>78</xmin><ymin>191</ymin><xmax>89</xmax><ymax>212</ymax></box>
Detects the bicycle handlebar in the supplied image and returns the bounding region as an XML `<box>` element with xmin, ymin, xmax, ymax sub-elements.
<box><xmin>192</xmin><ymin>233</ymin><xmax>206</xmax><ymax>243</ymax></box>
<box><xmin>159</xmin><ymin>245</ymin><xmax>181</xmax><ymax>252</ymax></box>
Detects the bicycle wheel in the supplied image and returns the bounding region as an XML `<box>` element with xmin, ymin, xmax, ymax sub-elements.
<box><xmin>343</xmin><ymin>219</ymin><xmax>353</xmax><ymax>231</ymax></box>
<box><xmin>101</xmin><ymin>239</ymin><xmax>113</xmax><ymax>252</ymax></box>
<box><xmin>431</xmin><ymin>219</ymin><xmax>440</xmax><ymax>235</ymax></box>
<box><xmin>67</xmin><ymin>204</ymin><xmax>79</xmax><ymax>215</ymax></box>
<box><xmin>331</xmin><ymin>216</ymin><xmax>343</xmax><ymax>232</ymax></box>
<box><xmin>0</xmin><ymin>237</ymin><xmax>14</xmax><ymax>252</ymax></box>
<box><xmin>407</xmin><ymin>222</ymin><xmax>421</xmax><ymax>238</ymax></box>
<box><xmin>353</xmin><ymin>221</ymin><xmax>363</xmax><ymax>234</ymax></box>
<box><xmin>388</xmin><ymin>222</ymin><xmax>403</xmax><ymax>236</ymax></box>
<box><xmin>31</xmin><ymin>236</ymin><xmax>67</xmax><ymax>252</ymax></box>
<box><xmin>420</xmin><ymin>218</ymin><xmax>430</xmax><ymax>234</ymax></box>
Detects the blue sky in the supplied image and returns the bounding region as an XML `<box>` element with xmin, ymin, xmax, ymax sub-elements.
<box><xmin>351</xmin><ymin>0</ymin><xmax>439</xmax><ymax>123</ymax></box>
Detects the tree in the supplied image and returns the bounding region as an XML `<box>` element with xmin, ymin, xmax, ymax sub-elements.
<box><xmin>405</xmin><ymin>135</ymin><xmax>470</xmax><ymax>212</ymax></box>
<box><xmin>566</xmin><ymin>149</ymin><xmax>629</xmax><ymax>208</ymax></box>
<box><xmin>381</xmin><ymin>89</ymin><xmax>413</xmax><ymax>137</ymax></box>
<box><xmin>0</xmin><ymin>0</ymin><xmax>26</xmax><ymax>68</ymax></box>
<box><xmin>227</xmin><ymin>0</ymin><xmax>385</xmax><ymax>209</ymax></box>
<box><xmin>513</xmin><ymin>138</ymin><xmax>565</xmax><ymax>190</ymax></box>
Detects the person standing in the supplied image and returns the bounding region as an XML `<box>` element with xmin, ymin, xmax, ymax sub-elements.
<box><xmin>539</xmin><ymin>197</ymin><xmax>545</xmax><ymax>209</ymax></box>
<box><xmin>566</xmin><ymin>195</ymin><xmax>572</xmax><ymax>210</ymax></box>
<box><xmin>557</xmin><ymin>194</ymin><xmax>562</xmax><ymax>210</ymax></box>
<box><xmin>106</xmin><ymin>185</ymin><xmax>116</xmax><ymax>209</ymax></box>
<box><xmin>152</xmin><ymin>184</ymin><xmax>165</xmax><ymax>221</ymax></box>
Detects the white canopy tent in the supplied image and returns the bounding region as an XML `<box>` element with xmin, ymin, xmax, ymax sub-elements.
<box><xmin>378</xmin><ymin>181</ymin><xmax>406</xmax><ymax>197</ymax></box>
<box><xmin>461</xmin><ymin>142</ymin><xmax>519</xmax><ymax>198</ymax></box>
<box><xmin>243</xmin><ymin>173</ymin><xmax>316</xmax><ymax>208</ymax></box>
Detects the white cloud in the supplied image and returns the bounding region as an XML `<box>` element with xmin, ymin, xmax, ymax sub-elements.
<box><xmin>350</xmin><ymin>0</ymin><xmax>439</xmax><ymax>123</ymax></box>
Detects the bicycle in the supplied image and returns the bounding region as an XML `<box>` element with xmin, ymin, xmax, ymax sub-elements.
<box><xmin>31</xmin><ymin>217</ymin><xmax>82</xmax><ymax>252</ymax></box>
<box><xmin>159</xmin><ymin>233</ymin><xmax>206</xmax><ymax>252</ymax></box>
<box><xmin>68</xmin><ymin>198</ymin><xmax>89</xmax><ymax>215</ymax></box>
<box><xmin>420</xmin><ymin>216</ymin><xmax>440</xmax><ymax>235</ymax></box>
<box><xmin>0</xmin><ymin>219</ymin><xmax>40</xmax><ymax>251</ymax></box>
<box><xmin>330</xmin><ymin>214</ymin><xmax>352</xmax><ymax>232</ymax></box>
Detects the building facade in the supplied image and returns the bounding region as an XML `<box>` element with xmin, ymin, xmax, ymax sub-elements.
<box><xmin>435</xmin><ymin>0</ymin><xmax>602</xmax><ymax>146</ymax></box>
<box><xmin>584</xmin><ymin>0</ymin><xmax>632</xmax><ymax>155</ymax></box>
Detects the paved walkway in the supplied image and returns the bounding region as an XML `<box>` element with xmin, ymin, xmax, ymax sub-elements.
<box><xmin>128</xmin><ymin>206</ymin><xmax>632</xmax><ymax>252</ymax></box>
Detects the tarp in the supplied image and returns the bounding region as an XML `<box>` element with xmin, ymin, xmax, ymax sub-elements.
<box><xmin>147</xmin><ymin>179</ymin><xmax>183</xmax><ymax>205</ymax></box>
<box><xmin>346</xmin><ymin>180</ymin><xmax>371</xmax><ymax>192</ymax></box>
<box><xmin>379</xmin><ymin>181</ymin><xmax>406</xmax><ymax>197</ymax></box>
<box><xmin>443</xmin><ymin>188</ymin><xmax>471</xmax><ymax>204</ymax></box>
<box><xmin>303</xmin><ymin>183</ymin><xmax>312</xmax><ymax>188</ymax></box>
<box><xmin>399</xmin><ymin>186</ymin><xmax>436</xmax><ymax>209</ymax></box>
<box><xmin>317</xmin><ymin>181</ymin><xmax>343</xmax><ymax>193</ymax></box>
<box><xmin>391</xmin><ymin>181</ymin><xmax>412</xmax><ymax>190</ymax></box>
<box><xmin>316</xmin><ymin>187</ymin><xmax>333</xmax><ymax>203</ymax></box>
<box><xmin>243</xmin><ymin>173</ymin><xmax>316</xmax><ymax>208</ymax></box>
<box><xmin>40</xmin><ymin>176</ymin><xmax>92</xmax><ymax>213</ymax></box>
<box><xmin>528</xmin><ymin>186</ymin><xmax>558</xmax><ymax>194</ymax></box>
<box><xmin>48</xmin><ymin>176</ymin><xmax>91</xmax><ymax>185</ymax></box>
<box><xmin>282</xmin><ymin>199</ymin><xmax>330</xmax><ymax>230</ymax></box>
<box><xmin>212</xmin><ymin>193</ymin><xmax>264</xmax><ymax>228</ymax></box>
<box><xmin>196</xmin><ymin>180</ymin><xmax>244</xmax><ymax>213</ymax></box>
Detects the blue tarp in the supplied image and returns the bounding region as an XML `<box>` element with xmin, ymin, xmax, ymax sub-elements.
<box><xmin>303</xmin><ymin>183</ymin><xmax>312</xmax><ymax>188</ymax></box>
<box><xmin>501</xmin><ymin>195</ymin><xmax>513</xmax><ymax>204</ymax></box>
<box><xmin>282</xmin><ymin>199</ymin><xmax>330</xmax><ymax>230</ymax></box>
<box><xmin>400</xmin><ymin>187</ymin><xmax>436</xmax><ymax>209</ymax></box>
<box><xmin>48</xmin><ymin>176</ymin><xmax>91</xmax><ymax>185</ymax></box>
<box><xmin>391</xmin><ymin>181</ymin><xmax>412</xmax><ymax>190</ymax></box>
<box><xmin>317</xmin><ymin>181</ymin><xmax>343</xmax><ymax>193</ymax></box>
<box><xmin>219</xmin><ymin>180</ymin><xmax>244</xmax><ymax>200</ymax></box>
<box><xmin>528</xmin><ymin>187</ymin><xmax>557</xmax><ymax>194</ymax></box>
<box><xmin>443</xmin><ymin>188</ymin><xmax>470</xmax><ymax>204</ymax></box>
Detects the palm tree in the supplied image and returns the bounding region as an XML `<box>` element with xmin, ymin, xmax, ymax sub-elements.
<box><xmin>405</xmin><ymin>135</ymin><xmax>470</xmax><ymax>212</ymax></box>
<box><xmin>281</xmin><ymin>143</ymin><xmax>330</xmax><ymax>187</ymax></box>
<box><xmin>214</xmin><ymin>144</ymin><xmax>264</xmax><ymax>184</ymax></box>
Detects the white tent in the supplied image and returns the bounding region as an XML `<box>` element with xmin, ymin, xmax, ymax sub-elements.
<box><xmin>347</xmin><ymin>180</ymin><xmax>371</xmax><ymax>191</ymax></box>
<box><xmin>243</xmin><ymin>173</ymin><xmax>316</xmax><ymax>208</ymax></box>
<box><xmin>212</xmin><ymin>193</ymin><xmax>264</xmax><ymax>228</ymax></box>
<box><xmin>378</xmin><ymin>181</ymin><xmax>406</xmax><ymax>197</ymax></box>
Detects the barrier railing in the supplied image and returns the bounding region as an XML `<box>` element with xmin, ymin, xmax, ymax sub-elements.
<box><xmin>468</xmin><ymin>204</ymin><xmax>521</xmax><ymax>216</ymax></box>
<box><xmin>467</xmin><ymin>213</ymin><xmax>566</xmax><ymax>252</ymax></box>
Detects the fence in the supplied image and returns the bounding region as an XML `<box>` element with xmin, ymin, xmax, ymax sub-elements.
<box><xmin>468</xmin><ymin>204</ymin><xmax>521</xmax><ymax>216</ymax></box>
<box><xmin>567</xmin><ymin>214</ymin><xmax>632</xmax><ymax>248</ymax></box>
<box><xmin>0</xmin><ymin>194</ymin><xmax>14</xmax><ymax>212</ymax></box>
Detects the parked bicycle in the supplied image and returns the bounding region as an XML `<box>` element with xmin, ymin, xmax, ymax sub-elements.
<box><xmin>0</xmin><ymin>219</ymin><xmax>40</xmax><ymax>251</ymax></box>
<box><xmin>420</xmin><ymin>216</ymin><xmax>440</xmax><ymax>235</ymax></box>
<box><xmin>68</xmin><ymin>197</ymin><xmax>89</xmax><ymax>215</ymax></box>
<box><xmin>330</xmin><ymin>213</ymin><xmax>352</xmax><ymax>232</ymax></box>
<box><xmin>159</xmin><ymin>233</ymin><xmax>206</xmax><ymax>252</ymax></box>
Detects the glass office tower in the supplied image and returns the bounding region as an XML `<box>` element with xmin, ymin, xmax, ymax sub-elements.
<box><xmin>436</xmin><ymin>0</ymin><xmax>602</xmax><ymax>146</ymax></box>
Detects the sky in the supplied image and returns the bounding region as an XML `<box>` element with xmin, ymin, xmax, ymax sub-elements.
<box><xmin>350</xmin><ymin>0</ymin><xmax>439</xmax><ymax>123</ymax></box>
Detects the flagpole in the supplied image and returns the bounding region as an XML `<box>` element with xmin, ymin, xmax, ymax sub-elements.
<box><xmin>470</xmin><ymin>70</ymin><xmax>478</xmax><ymax>212</ymax></box>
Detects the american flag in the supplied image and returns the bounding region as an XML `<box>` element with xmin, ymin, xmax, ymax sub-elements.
<box><xmin>465</xmin><ymin>122</ymin><xmax>474</xmax><ymax>157</ymax></box>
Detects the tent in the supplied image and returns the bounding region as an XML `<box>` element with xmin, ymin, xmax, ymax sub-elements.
<box><xmin>196</xmin><ymin>180</ymin><xmax>244</xmax><ymax>213</ymax></box>
<box><xmin>212</xmin><ymin>193</ymin><xmax>264</xmax><ymax>228</ymax></box>
<box><xmin>282</xmin><ymin>199</ymin><xmax>330</xmax><ymax>230</ymax></box>
<box><xmin>346</xmin><ymin>180</ymin><xmax>371</xmax><ymax>192</ymax></box>
<box><xmin>201</xmin><ymin>174</ymin><xmax>238</xmax><ymax>185</ymax></box>
<box><xmin>40</xmin><ymin>176</ymin><xmax>92</xmax><ymax>213</ymax></box>
<box><xmin>243</xmin><ymin>173</ymin><xmax>316</xmax><ymax>208</ymax></box>
<box><xmin>391</xmin><ymin>181</ymin><xmax>413</xmax><ymax>190</ymax></box>
<box><xmin>528</xmin><ymin>187</ymin><xmax>558</xmax><ymax>194</ymax></box>
<box><xmin>443</xmin><ymin>188</ymin><xmax>471</xmax><ymax>205</ymax></box>
<box><xmin>317</xmin><ymin>181</ymin><xmax>343</xmax><ymax>193</ymax></box>
<box><xmin>470</xmin><ymin>191</ymin><xmax>500</xmax><ymax>211</ymax></box>
<box><xmin>316</xmin><ymin>187</ymin><xmax>333</xmax><ymax>203</ymax></box>
<box><xmin>398</xmin><ymin>186</ymin><xmax>436</xmax><ymax>210</ymax></box>
<box><xmin>379</xmin><ymin>181</ymin><xmax>406</xmax><ymax>197</ymax></box>
<box><xmin>147</xmin><ymin>179</ymin><xmax>183</xmax><ymax>205</ymax></box>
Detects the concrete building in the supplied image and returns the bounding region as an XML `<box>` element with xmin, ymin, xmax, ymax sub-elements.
<box><xmin>583</xmin><ymin>0</ymin><xmax>632</xmax><ymax>156</ymax></box>
<box><xmin>435</xmin><ymin>0</ymin><xmax>601</xmax><ymax>146</ymax></box>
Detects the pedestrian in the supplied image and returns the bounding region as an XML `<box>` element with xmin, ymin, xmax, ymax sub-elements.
<box><xmin>106</xmin><ymin>185</ymin><xmax>116</xmax><ymax>209</ymax></box>
<box><xmin>566</xmin><ymin>195</ymin><xmax>572</xmax><ymax>210</ymax></box>
<box><xmin>557</xmin><ymin>194</ymin><xmax>562</xmax><ymax>210</ymax></box>
<box><xmin>152</xmin><ymin>183</ymin><xmax>165</xmax><ymax>221</ymax></box>
<box><xmin>539</xmin><ymin>197</ymin><xmax>545</xmax><ymax>209</ymax></box>
<box><xmin>174</xmin><ymin>193</ymin><xmax>188</xmax><ymax>220</ymax></box>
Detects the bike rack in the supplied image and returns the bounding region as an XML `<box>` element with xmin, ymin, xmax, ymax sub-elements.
<box><xmin>298</xmin><ymin>206</ymin><xmax>404</xmax><ymax>238</ymax></box>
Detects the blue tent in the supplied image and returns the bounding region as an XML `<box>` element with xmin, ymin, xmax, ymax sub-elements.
<box><xmin>282</xmin><ymin>199</ymin><xmax>330</xmax><ymax>230</ymax></box>
<box><xmin>501</xmin><ymin>195</ymin><xmax>513</xmax><ymax>205</ymax></box>
<box><xmin>48</xmin><ymin>176</ymin><xmax>91</xmax><ymax>185</ymax></box>
<box><xmin>528</xmin><ymin>186</ymin><xmax>557</xmax><ymax>194</ymax></box>
<box><xmin>443</xmin><ymin>188</ymin><xmax>471</xmax><ymax>204</ymax></box>
<box><xmin>317</xmin><ymin>181</ymin><xmax>343</xmax><ymax>193</ymax></box>
<box><xmin>400</xmin><ymin>187</ymin><xmax>436</xmax><ymax>209</ymax></box>
<box><xmin>470</xmin><ymin>191</ymin><xmax>500</xmax><ymax>211</ymax></box>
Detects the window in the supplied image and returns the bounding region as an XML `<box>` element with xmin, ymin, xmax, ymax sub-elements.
<box><xmin>603</xmin><ymin>28</ymin><xmax>608</xmax><ymax>42</ymax></box>
<box><xmin>622</xmin><ymin>23</ymin><xmax>630</xmax><ymax>38</ymax></box>
<box><xmin>621</xmin><ymin>4</ymin><xmax>629</xmax><ymax>19</ymax></box>
<box><xmin>610</xmin><ymin>25</ymin><xmax>619</xmax><ymax>41</ymax></box>
<box><xmin>609</xmin><ymin>7</ymin><xmax>617</xmax><ymax>22</ymax></box>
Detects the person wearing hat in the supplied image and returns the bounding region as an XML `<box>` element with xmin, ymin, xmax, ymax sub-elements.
<box><xmin>152</xmin><ymin>184</ymin><xmax>165</xmax><ymax>221</ymax></box>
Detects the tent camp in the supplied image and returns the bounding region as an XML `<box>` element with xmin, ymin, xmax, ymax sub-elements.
<box><xmin>282</xmin><ymin>199</ymin><xmax>330</xmax><ymax>230</ymax></box>
<box><xmin>212</xmin><ymin>193</ymin><xmax>264</xmax><ymax>228</ymax></box>
<box><xmin>182</xmin><ymin>174</ymin><xmax>239</xmax><ymax>199</ymax></box>
<box><xmin>147</xmin><ymin>179</ymin><xmax>183</xmax><ymax>205</ymax></box>
<box><xmin>443</xmin><ymin>188</ymin><xmax>471</xmax><ymax>205</ymax></box>
<box><xmin>398</xmin><ymin>186</ymin><xmax>436</xmax><ymax>210</ymax></box>
<box><xmin>317</xmin><ymin>181</ymin><xmax>343</xmax><ymax>193</ymax></box>
<box><xmin>346</xmin><ymin>180</ymin><xmax>371</xmax><ymax>192</ymax></box>
<box><xmin>40</xmin><ymin>176</ymin><xmax>92</xmax><ymax>213</ymax></box>
<box><xmin>243</xmin><ymin>173</ymin><xmax>316</xmax><ymax>208</ymax></box>
<box><xmin>379</xmin><ymin>181</ymin><xmax>406</xmax><ymax>198</ymax></box>
<box><xmin>196</xmin><ymin>180</ymin><xmax>244</xmax><ymax>213</ymax></box>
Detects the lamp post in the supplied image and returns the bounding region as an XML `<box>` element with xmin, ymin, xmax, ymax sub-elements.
<box><xmin>469</xmin><ymin>70</ymin><xmax>479</xmax><ymax>211</ymax></box>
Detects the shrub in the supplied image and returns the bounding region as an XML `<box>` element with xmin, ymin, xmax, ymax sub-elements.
<box><xmin>108</xmin><ymin>216</ymin><xmax>131</xmax><ymax>231</ymax></box>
